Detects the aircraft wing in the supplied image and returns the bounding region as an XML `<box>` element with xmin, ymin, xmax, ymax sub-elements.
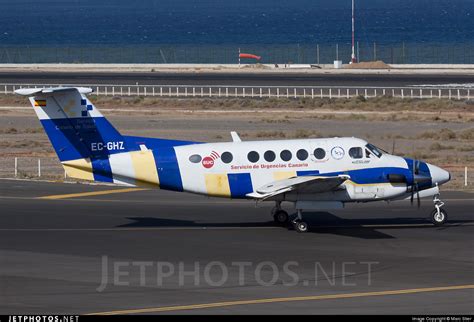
<box><xmin>246</xmin><ymin>174</ymin><xmax>350</xmax><ymax>200</ymax></box>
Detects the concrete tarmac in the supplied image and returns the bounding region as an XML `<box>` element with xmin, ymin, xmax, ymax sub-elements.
<box><xmin>1</xmin><ymin>71</ymin><xmax>474</xmax><ymax>87</ymax></box>
<box><xmin>0</xmin><ymin>179</ymin><xmax>473</xmax><ymax>315</ymax></box>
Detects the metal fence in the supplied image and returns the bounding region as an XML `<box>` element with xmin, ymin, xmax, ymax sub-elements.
<box><xmin>0</xmin><ymin>157</ymin><xmax>63</xmax><ymax>180</ymax></box>
<box><xmin>2</xmin><ymin>83</ymin><xmax>472</xmax><ymax>100</ymax></box>
<box><xmin>0</xmin><ymin>43</ymin><xmax>473</xmax><ymax>64</ymax></box>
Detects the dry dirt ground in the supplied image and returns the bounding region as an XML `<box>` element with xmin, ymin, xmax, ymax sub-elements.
<box><xmin>0</xmin><ymin>95</ymin><xmax>472</xmax><ymax>190</ymax></box>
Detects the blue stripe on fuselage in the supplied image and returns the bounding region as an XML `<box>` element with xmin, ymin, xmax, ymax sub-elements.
<box><xmin>297</xmin><ymin>170</ymin><xmax>320</xmax><ymax>176</ymax></box>
<box><xmin>153</xmin><ymin>147</ymin><xmax>183</xmax><ymax>191</ymax></box>
<box><xmin>228</xmin><ymin>173</ymin><xmax>253</xmax><ymax>198</ymax></box>
<box><xmin>319</xmin><ymin>167</ymin><xmax>410</xmax><ymax>185</ymax></box>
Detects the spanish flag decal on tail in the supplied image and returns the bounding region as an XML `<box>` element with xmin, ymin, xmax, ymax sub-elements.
<box><xmin>34</xmin><ymin>100</ymin><xmax>47</xmax><ymax>107</ymax></box>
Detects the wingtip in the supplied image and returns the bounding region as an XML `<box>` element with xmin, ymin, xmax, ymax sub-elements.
<box><xmin>14</xmin><ymin>88</ymin><xmax>39</xmax><ymax>96</ymax></box>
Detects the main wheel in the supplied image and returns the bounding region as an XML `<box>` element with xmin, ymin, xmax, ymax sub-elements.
<box><xmin>294</xmin><ymin>221</ymin><xmax>309</xmax><ymax>233</ymax></box>
<box><xmin>273</xmin><ymin>210</ymin><xmax>289</xmax><ymax>225</ymax></box>
<box><xmin>431</xmin><ymin>208</ymin><xmax>448</xmax><ymax>226</ymax></box>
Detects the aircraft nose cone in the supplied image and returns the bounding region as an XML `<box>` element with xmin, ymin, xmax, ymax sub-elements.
<box><xmin>428</xmin><ymin>163</ymin><xmax>451</xmax><ymax>186</ymax></box>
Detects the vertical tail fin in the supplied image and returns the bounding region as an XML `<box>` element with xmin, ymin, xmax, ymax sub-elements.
<box><xmin>16</xmin><ymin>87</ymin><xmax>128</xmax><ymax>183</ymax></box>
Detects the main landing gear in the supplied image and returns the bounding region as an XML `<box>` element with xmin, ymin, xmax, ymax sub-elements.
<box><xmin>431</xmin><ymin>194</ymin><xmax>447</xmax><ymax>226</ymax></box>
<box><xmin>272</xmin><ymin>202</ymin><xmax>289</xmax><ymax>225</ymax></box>
<box><xmin>271</xmin><ymin>203</ymin><xmax>309</xmax><ymax>232</ymax></box>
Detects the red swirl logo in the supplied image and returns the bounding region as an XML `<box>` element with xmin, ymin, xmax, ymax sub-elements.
<box><xmin>202</xmin><ymin>151</ymin><xmax>220</xmax><ymax>168</ymax></box>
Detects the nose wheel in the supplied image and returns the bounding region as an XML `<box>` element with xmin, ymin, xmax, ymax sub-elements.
<box><xmin>293</xmin><ymin>209</ymin><xmax>309</xmax><ymax>233</ymax></box>
<box><xmin>294</xmin><ymin>220</ymin><xmax>309</xmax><ymax>233</ymax></box>
<box><xmin>431</xmin><ymin>194</ymin><xmax>447</xmax><ymax>226</ymax></box>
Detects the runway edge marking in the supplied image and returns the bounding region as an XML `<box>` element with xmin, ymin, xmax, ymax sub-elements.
<box><xmin>88</xmin><ymin>284</ymin><xmax>474</xmax><ymax>315</ymax></box>
<box><xmin>38</xmin><ymin>188</ymin><xmax>148</xmax><ymax>200</ymax></box>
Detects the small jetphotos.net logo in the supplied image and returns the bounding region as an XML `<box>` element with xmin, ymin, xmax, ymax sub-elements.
<box><xmin>8</xmin><ymin>316</ymin><xmax>79</xmax><ymax>322</ymax></box>
<box><xmin>202</xmin><ymin>151</ymin><xmax>220</xmax><ymax>169</ymax></box>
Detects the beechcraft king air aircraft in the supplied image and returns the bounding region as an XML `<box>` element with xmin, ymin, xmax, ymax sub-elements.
<box><xmin>16</xmin><ymin>87</ymin><xmax>451</xmax><ymax>233</ymax></box>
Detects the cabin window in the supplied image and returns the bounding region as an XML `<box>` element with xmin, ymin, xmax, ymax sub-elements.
<box><xmin>296</xmin><ymin>149</ymin><xmax>308</xmax><ymax>161</ymax></box>
<box><xmin>280</xmin><ymin>150</ymin><xmax>292</xmax><ymax>161</ymax></box>
<box><xmin>247</xmin><ymin>151</ymin><xmax>260</xmax><ymax>163</ymax></box>
<box><xmin>313</xmin><ymin>148</ymin><xmax>326</xmax><ymax>160</ymax></box>
<box><xmin>189</xmin><ymin>154</ymin><xmax>202</xmax><ymax>163</ymax></box>
<box><xmin>221</xmin><ymin>152</ymin><xmax>233</xmax><ymax>164</ymax></box>
<box><xmin>264</xmin><ymin>150</ymin><xmax>276</xmax><ymax>162</ymax></box>
<box><xmin>349</xmin><ymin>147</ymin><xmax>363</xmax><ymax>159</ymax></box>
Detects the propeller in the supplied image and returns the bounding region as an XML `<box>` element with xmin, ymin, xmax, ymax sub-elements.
<box><xmin>410</xmin><ymin>160</ymin><xmax>422</xmax><ymax>208</ymax></box>
<box><xmin>386</xmin><ymin>158</ymin><xmax>430</xmax><ymax>207</ymax></box>
<box><xmin>410</xmin><ymin>182</ymin><xmax>421</xmax><ymax>208</ymax></box>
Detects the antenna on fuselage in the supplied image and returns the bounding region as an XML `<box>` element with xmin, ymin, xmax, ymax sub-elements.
<box><xmin>230</xmin><ymin>131</ymin><xmax>242</xmax><ymax>142</ymax></box>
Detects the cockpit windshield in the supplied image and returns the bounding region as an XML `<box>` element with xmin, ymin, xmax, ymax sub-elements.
<box><xmin>365</xmin><ymin>143</ymin><xmax>383</xmax><ymax>158</ymax></box>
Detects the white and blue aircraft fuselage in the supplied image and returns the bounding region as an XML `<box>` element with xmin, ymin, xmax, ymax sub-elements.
<box><xmin>16</xmin><ymin>87</ymin><xmax>451</xmax><ymax>232</ymax></box>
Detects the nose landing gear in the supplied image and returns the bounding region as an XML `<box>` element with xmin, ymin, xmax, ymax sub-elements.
<box><xmin>431</xmin><ymin>194</ymin><xmax>447</xmax><ymax>226</ymax></box>
<box><xmin>293</xmin><ymin>209</ymin><xmax>309</xmax><ymax>233</ymax></box>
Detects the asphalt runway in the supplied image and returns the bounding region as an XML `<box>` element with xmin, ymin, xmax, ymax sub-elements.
<box><xmin>0</xmin><ymin>179</ymin><xmax>473</xmax><ymax>315</ymax></box>
<box><xmin>1</xmin><ymin>71</ymin><xmax>474</xmax><ymax>87</ymax></box>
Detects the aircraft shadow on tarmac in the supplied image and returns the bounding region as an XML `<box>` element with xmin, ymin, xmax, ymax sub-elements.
<box><xmin>117</xmin><ymin>212</ymin><xmax>473</xmax><ymax>240</ymax></box>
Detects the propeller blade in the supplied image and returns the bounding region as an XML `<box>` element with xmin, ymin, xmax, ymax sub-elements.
<box><xmin>409</xmin><ymin>159</ymin><xmax>420</xmax><ymax>207</ymax></box>
<box><xmin>416</xmin><ymin>184</ymin><xmax>421</xmax><ymax>208</ymax></box>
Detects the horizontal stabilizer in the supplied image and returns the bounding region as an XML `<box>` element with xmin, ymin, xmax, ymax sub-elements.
<box><xmin>15</xmin><ymin>87</ymin><xmax>93</xmax><ymax>96</ymax></box>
